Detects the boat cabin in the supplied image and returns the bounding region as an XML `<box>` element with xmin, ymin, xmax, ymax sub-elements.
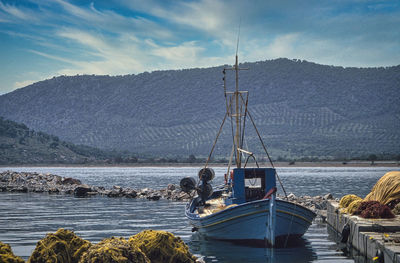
<box><xmin>227</xmin><ymin>168</ymin><xmax>276</xmax><ymax>205</ymax></box>
<box><xmin>193</xmin><ymin>168</ymin><xmax>277</xmax><ymax>217</ymax></box>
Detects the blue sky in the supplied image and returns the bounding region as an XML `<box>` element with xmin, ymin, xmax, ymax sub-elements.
<box><xmin>0</xmin><ymin>0</ymin><xmax>399</xmax><ymax>95</ymax></box>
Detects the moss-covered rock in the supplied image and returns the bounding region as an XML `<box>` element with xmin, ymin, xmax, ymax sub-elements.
<box><xmin>79</xmin><ymin>237</ymin><xmax>149</xmax><ymax>263</ymax></box>
<box><xmin>28</xmin><ymin>228</ymin><xmax>91</xmax><ymax>263</ymax></box>
<box><xmin>129</xmin><ymin>230</ymin><xmax>196</xmax><ymax>263</ymax></box>
<box><xmin>0</xmin><ymin>241</ymin><xmax>24</xmax><ymax>263</ymax></box>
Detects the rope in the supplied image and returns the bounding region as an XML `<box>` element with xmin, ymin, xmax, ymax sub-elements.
<box><xmin>245</xmin><ymin>104</ymin><xmax>288</xmax><ymax>199</ymax></box>
<box><xmin>226</xmin><ymin>145</ymin><xmax>234</xmax><ymax>182</ymax></box>
<box><xmin>228</xmin><ymin>96</ymin><xmax>238</xmax><ymax>166</ymax></box>
<box><xmin>240</xmin><ymin>93</ymin><xmax>248</xmax><ymax>152</ymax></box>
<box><xmin>202</xmin><ymin>111</ymin><xmax>228</xmax><ymax>172</ymax></box>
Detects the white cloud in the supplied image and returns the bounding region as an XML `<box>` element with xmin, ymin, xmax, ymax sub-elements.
<box><xmin>13</xmin><ymin>79</ymin><xmax>36</xmax><ymax>89</ymax></box>
<box><xmin>1</xmin><ymin>0</ymin><xmax>399</xmax><ymax>94</ymax></box>
<box><xmin>153</xmin><ymin>41</ymin><xmax>203</xmax><ymax>62</ymax></box>
<box><xmin>0</xmin><ymin>1</ymin><xmax>42</xmax><ymax>23</ymax></box>
<box><xmin>34</xmin><ymin>28</ymin><xmax>146</xmax><ymax>75</ymax></box>
<box><xmin>29</xmin><ymin>50</ymin><xmax>77</xmax><ymax>64</ymax></box>
<box><xmin>53</xmin><ymin>0</ymin><xmax>174</xmax><ymax>41</ymax></box>
<box><xmin>267</xmin><ymin>34</ymin><xmax>299</xmax><ymax>58</ymax></box>
<box><xmin>0</xmin><ymin>2</ymin><xmax>30</xmax><ymax>20</ymax></box>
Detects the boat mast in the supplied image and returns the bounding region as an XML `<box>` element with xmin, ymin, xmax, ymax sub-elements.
<box><xmin>224</xmin><ymin>24</ymin><xmax>248</xmax><ymax>170</ymax></box>
<box><xmin>234</xmin><ymin>54</ymin><xmax>241</xmax><ymax>168</ymax></box>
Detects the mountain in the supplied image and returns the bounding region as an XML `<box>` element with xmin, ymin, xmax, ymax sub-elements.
<box><xmin>0</xmin><ymin>58</ymin><xmax>399</xmax><ymax>159</ymax></box>
<box><xmin>0</xmin><ymin>117</ymin><xmax>124</xmax><ymax>164</ymax></box>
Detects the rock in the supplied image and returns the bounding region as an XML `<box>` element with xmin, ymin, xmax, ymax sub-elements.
<box><xmin>316</xmin><ymin>200</ymin><xmax>328</xmax><ymax>210</ymax></box>
<box><xmin>147</xmin><ymin>194</ymin><xmax>161</xmax><ymax>201</ymax></box>
<box><xmin>12</xmin><ymin>186</ymin><xmax>28</xmax><ymax>193</ymax></box>
<box><xmin>287</xmin><ymin>193</ymin><xmax>296</xmax><ymax>200</ymax></box>
<box><xmin>33</xmin><ymin>187</ymin><xmax>45</xmax><ymax>193</ymax></box>
<box><xmin>106</xmin><ymin>186</ymin><xmax>121</xmax><ymax>197</ymax></box>
<box><xmin>323</xmin><ymin>193</ymin><xmax>333</xmax><ymax>200</ymax></box>
<box><xmin>28</xmin><ymin>228</ymin><xmax>91</xmax><ymax>263</ymax></box>
<box><xmin>129</xmin><ymin>230</ymin><xmax>196</xmax><ymax>263</ymax></box>
<box><xmin>107</xmin><ymin>190</ymin><xmax>122</xmax><ymax>197</ymax></box>
<box><xmin>123</xmin><ymin>188</ymin><xmax>137</xmax><ymax>198</ymax></box>
<box><xmin>50</xmin><ymin>175</ymin><xmax>62</xmax><ymax>185</ymax></box>
<box><xmin>139</xmin><ymin>188</ymin><xmax>150</xmax><ymax>196</ymax></box>
<box><xmin>97</xmin><ymin>189</ymin><xmax>111</xmax><ymax>196</ymax></box>
<box><xmin>113</xmin><ymin>185</ymin><xmax>122</xmax><ymax>191</ymax></box>
<box><xmin>48</xmin><ymin>187</ymin><xmax>59</xmax><ymax>194</ymax></box>
<box><xmin>74</xmin><ymin>184</ymin><xmax>92</xmax><ymax>197</ymax></box>
<box><xmin>64</xmin><ymin>189</ymin><xmax>74</xmax><ymax>195</ymax></box>
<box><xmin>167</xmin><ymin>184</ymin><xmax>176</xmax><ymax>191</ymax></box>
<box><xmin>62</xmin><ymin>177</ymin><xmax>82</xmax><ymax>185</ymax></box>
<box><xmin>0</xmin><ymin>241</ymin><xmax>24</xmax><ymax>263</ymax></box>
<box><xmin>79</xmin><ymin>237</ymin><xmax>149</xmax><ymax>263</ymax></box>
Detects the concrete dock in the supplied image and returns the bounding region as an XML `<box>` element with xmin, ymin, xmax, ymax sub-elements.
<box><xmin>327</xmin><ymin>201</ymin><xmax>400</xmax><ymax>262</ymax></box>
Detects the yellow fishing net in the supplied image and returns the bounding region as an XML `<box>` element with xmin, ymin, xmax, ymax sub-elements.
<box><xmin>79</xmin><ymin>237</ymin><xmax>149</xmax><ymax>263</ymax></box>
<box><xmin>364</xmin><ymin>171</ymin><xmax>400</xmax><ymax>205</ymax></box>
<box><xmin>347</xmin><ymin>199</ymin><xmax>363</xmax><ymax>214</ymax></box>
<box><xmin>339</xmin><ymin>194</ymin><xmax>362</xmax><ymax>208</ymax></box>
<box><xmin>129</xmin><ymin>230</ymin><xmax>196</xmax><ymax>263</ymax></box>
<box><xmin>28</xmin><ymin>228</ymin><xmax>91</xmax><ymax>263</ymax></box>
<box><xmin>0</xmin><ymin>241</ymin><xmax>24</xmax><ymax>263</ymax></box>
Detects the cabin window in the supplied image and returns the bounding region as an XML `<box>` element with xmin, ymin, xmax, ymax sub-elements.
<box><xmin>245</xmin><ymin>178</ymin><xmax>261</xmax><ymax>188</ymax></box>
<box><xmin>244</xmin><ymin>169</ymin><xmax>266</xmax><ymax>201</ymax></box>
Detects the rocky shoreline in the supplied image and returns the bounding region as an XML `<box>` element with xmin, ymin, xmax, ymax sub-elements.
<box><xmin>0</xmin><ymin>170</ymin><xmax>194</xmax><ymax>201</ymax></box>
<box><xmin>0</xmin><ymin>171</ymin><xmax>333</xmax><ymax>218</ymax></box>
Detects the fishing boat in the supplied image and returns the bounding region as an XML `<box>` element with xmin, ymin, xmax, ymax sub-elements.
<box><xmin>179</xmin><ymin>53</ymin><xmax>316</xmax><ymax>247</ymax></box>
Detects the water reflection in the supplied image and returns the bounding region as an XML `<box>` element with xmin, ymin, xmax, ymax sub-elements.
<box><xmin>326</xmin><ymin>226</ymin><xmax>371</xmax><ymax>263</ymax></box>
<box><xmin>190</xmin><ymin>234</ymin><xmax>317</xmax><ymax>263</ymax></box>
<box><xmin>1</xmin><ymin>166</ymin><xmax>393</xmax><ymax>262</ymax></box>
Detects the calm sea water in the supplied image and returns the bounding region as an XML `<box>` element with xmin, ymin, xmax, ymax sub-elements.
<box><xmin>0</xmin><ymin>166</ymin><xmax>397</xmax><ymax>262</ymax></box>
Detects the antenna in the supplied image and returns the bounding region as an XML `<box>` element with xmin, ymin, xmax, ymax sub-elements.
<box><xmin>235</xmin><ymin>18</ymin><xmax>241</xmax><ymax>57</ymax></box>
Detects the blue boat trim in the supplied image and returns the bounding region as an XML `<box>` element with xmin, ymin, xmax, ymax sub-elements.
<box><xmin>196</xmin><ymin>209</ymin><xmax>268</xmax><ymax>228</ymax></box>
<box><xmin>276</xmin><ymin>209</ymin><xmax>313</xmax><ymax>224</ymax></box>
<box><xmin>192</xmin><ymin>205</ymin><xmax>314</xmax><ymax>229</ymax></box>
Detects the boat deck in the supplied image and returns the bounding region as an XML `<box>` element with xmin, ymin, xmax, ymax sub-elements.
<box><xmin>197</xmin><ymin>197</ymin><xmax>237</xmax><ymax>217</ymax></box>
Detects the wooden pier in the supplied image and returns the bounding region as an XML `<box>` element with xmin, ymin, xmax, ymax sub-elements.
<box><xmin>327</xmin><ymin>201</ymin><xmax>400</xmax><ymax>262</ymax></box>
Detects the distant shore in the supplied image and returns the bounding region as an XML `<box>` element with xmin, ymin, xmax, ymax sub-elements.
<box><xmin>0</xmin><ymin>161</ymin><xmax>398</xmax><ymax>168</ymax></box>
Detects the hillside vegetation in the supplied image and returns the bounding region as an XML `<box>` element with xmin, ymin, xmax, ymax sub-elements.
<box><xmin>0</xmin><ymin>117</ymin><xmax>125</xmax><ymax>164</ymax></box>
<box><xmin>0</xmin><ymin>58</ymin><xmax>399</xmax><ymax>160</ymax></box>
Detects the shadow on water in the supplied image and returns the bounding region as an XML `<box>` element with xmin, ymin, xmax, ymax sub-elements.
<box><xmin>189</xmin><ymin>233</ymin><xmax>317</xmax><ymax>263</ymax></box>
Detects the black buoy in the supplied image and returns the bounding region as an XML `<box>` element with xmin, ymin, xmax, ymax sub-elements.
<box><xmin>198</xmin><ymin>168</ymin><xmax>215</xmax><ymax>182</ymax></box>
<box><xmin>180</xmin><ymin>177</ymin><xmax>196</xmax><ymax>193</ymax></box>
